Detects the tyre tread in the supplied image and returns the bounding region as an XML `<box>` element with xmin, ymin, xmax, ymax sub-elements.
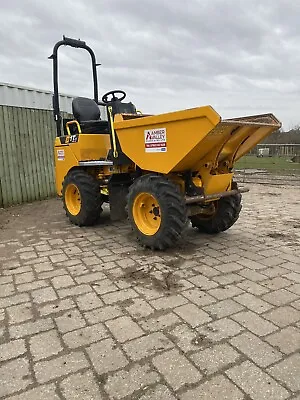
<box><xmin>127</xmin><ymin>174</ymin><xmax>187</xmax><ymax>250</ymax></box>
<box><xmin>190</xmin><ymin>191</ymin><xmax>242</xmax><ymax>234</ymax></box>
<box><xmin>62</xmin><ymin>169</ymin><xmax>102</xmax><ymax>226</ymax></box>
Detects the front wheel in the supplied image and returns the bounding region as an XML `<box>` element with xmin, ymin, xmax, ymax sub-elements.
<box><xmin>190</xmin><ymin>193</ymin><xmax>242</xmax><ymax>234</ymax></box>
<box><xmin>127</xmin><ymin>174</ymin><xmax>187</xmax><ymax>250</ymax></box>
<box><xmin>62</xmin><ymin>170</ymin><xmax>103</xmax><ymax>226</ymax></box>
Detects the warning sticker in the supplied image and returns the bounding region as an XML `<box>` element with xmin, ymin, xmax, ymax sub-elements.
<box><xmin>57</xmin><ymin>149</ymin><xmax>65</xmax><ymax>161</ymax></box>
<box><xmin>144</xmin><ymin>128</ymin><xmax>167</xmax><ymax>153</ymax></box>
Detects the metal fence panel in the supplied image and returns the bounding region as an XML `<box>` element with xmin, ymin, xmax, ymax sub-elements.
<box><xmin>249</xmin><ymin>143</ymin><xmax>300</xmax><ymax>157</ymax></box>
<box><xmin>0</xmin><ymin>105</ymin><xmax>63</xmax><ymax>207</ymax></box>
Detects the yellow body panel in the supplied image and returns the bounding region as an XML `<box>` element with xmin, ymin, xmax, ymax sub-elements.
<box><xmin>204</xmin><ymin>173</ymin><xmax>233</xmax><ymax>195</ymax></box>
<box><xmin>114</xmin><ymin>109</ymin><xmax>281</xmax><ymax>177</ymax></box>
<box><xmin>70</xmin><ymin>134</ymin><xmax>111</xmax><ymax>161</ymax></box>
<box><xmin>114</xmin><ymin>106</ymin><xmax>221</xmax><ymax>174</ymax></box>
<box><xmin>54</xmin><ymin>140</ymin><xmax>79</xmax><ymax>195</ymax></box>
<box><xmin>54</xmin><ymin>134</ymin><xmax>111</xmax><ymax>195</ymax></box>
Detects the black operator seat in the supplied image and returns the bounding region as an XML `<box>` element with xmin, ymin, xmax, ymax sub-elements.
<box><xmin>72</xmin><ymin>97</ymin><xmax>109</xmax><ymax>134</ymax></box>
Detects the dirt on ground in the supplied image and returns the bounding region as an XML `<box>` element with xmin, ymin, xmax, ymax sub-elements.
<box><xmin>0</xmin><ymin>183</ymin><xmax>299</xmax><ymax>400</ymax></box>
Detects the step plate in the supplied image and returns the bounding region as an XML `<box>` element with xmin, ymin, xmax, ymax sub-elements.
<box><xmin>78</xmin><ymin>160</ymin><xmax>113</xmax><ymax>166</ymax></box>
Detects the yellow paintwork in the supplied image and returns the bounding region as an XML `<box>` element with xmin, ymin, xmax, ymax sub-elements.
<box><xmin>108</xmin><ymin>106</ymin><xmax>118</xmax><ymax>158</ymax></box>
<box><xmin>54</xmin><ymin>105</ymin><xmax>281</xmax><ymax>201</ymax></box>
<box><xmin>66</xmin><ymin>120</ymin><xmax>81</xmax><ymax>135</ymax></box>
<box><xmin>132</xmin><ymin>192</ymin><xmax>161</xmax><ymax>235</ymax></box>
<box><xmin>113</xmin><ymin>109</ymin><xmax>280</xmax><ymax>197</ymax></box>
<box><xmin>114</xmin><ymin>106</ymin><xmax>221</xmax><ymax>174</ymax></box>
<box><xmin>54</xmin><ymin>133</ymin><xmax>111</xmax><ymax>195</ymax></box>
<box><xmin>192</xmin><ymin>177</ymin><xmax>202</xmax><ymax>188</ymax></box>
<box><xmin>204</xmin><ymin>173</ymin><xmax>233</xmax><ymax>195</ymax></box>
<box><xmin>65</xmin><ymin>183</ymin><xmax>81</xmax><ymax>215</ymax></box>
<box><xmin>114</xmin><ymin>109</ymin><xmax>280</xmax><ymax>174</ymax></box>
<box><xmin>54</xmin><ymin>140</ymin><xmax>79</xmax><ymax>195</ymax></box>
<box><xmin>71</xmin><ymin>134</ymin><xmax>110</xmax><ymax>161</ymax></box>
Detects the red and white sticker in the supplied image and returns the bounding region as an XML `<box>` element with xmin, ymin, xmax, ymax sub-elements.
<box><xmin>144</xmin><ymin>128</ymin><xmax>167</xmax><ymax>153</ymax></box>
<box><xmin>57</xmin><ymin>149</ymin><xmax>65</xmax><ymax>160</ymax></box>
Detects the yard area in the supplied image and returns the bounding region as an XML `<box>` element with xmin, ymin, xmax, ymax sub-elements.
<box><xmin>0</xmin><ymin>183</ymin><xmax>299</xmax><ymax>399</ymax></box>
<box><xmin>235</xmin><ymin>155</ymin><xmax>300</xmax><ymax>174</ymax></box>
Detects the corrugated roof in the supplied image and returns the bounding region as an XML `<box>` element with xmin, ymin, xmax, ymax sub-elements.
<box><xmin>0</xmin><ymin>82</ymin><xmax>74</xmax><ymax>113</ymax></box>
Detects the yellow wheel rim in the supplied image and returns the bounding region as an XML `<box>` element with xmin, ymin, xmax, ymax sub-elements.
<box><xmin>132</xmin><ymin>192</ymin><xmax>161</xmax><ymax>235</ymax></box>
<box><xmin>65</xmin><ymin>183</ymin><xmax>81</xmax><ymax>216</ymax></box>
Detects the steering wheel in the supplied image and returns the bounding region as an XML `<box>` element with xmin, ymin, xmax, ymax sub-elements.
<box><xmin>102</xmin><ymin>90</ymin><xmax>126</xmax><ymax>103</ymax></box>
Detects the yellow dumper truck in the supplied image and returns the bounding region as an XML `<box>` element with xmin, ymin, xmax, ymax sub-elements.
<box><xmin>50</xmin><ymin>37</ymin><xmax>281</xmax><ymax>250</ymax></box>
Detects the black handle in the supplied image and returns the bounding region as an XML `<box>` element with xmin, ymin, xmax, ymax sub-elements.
<box><xmin>62</xmin><ymin>36</ymin><xmax>86</xmax><ymax>48</ymax></box>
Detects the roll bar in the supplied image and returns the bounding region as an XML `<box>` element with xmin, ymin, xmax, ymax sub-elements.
<box><xmin>49</xmin><ymin>35</ymin><xmax>101</xmax><ymax>136</ymax></box>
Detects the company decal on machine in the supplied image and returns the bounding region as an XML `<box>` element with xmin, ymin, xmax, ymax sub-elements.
<box><xmin>69</xmin><ymin>135</ymin><xmax>79</xmax><ymax>143</ymax></box>
<box><xmin>57</xmin><ymin>149</ymin><xmax>65</xmax><ymax>161</ymax></box>
<box><xmin>144</xmin><ymin>128</ymin><xmax>167</xmax><ymax>153</ymax></box>
<box><xmin>64</xmin><ymin>135</ymin><xmax>79</xmax><ymax>144</ymax></box>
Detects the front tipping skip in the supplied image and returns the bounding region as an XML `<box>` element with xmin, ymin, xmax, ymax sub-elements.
<box><xmin>51</xmin><ymin>37</ymin><xmax>281</xmax><ymax>250</ymax></box>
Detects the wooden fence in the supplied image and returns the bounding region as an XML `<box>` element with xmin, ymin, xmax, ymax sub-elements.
<box><xmin>0</xmin><ymin>105</ymin><xmax>59</xmax><ymax>208</ymax></box>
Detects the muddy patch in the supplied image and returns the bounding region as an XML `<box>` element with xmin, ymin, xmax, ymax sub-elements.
<box><xmin>259</xmin><ymin>192</ymin><xmax>282</xmax><ymax>197</ymax></box>
<box><xmin>131</xmin><ymin>236</ymin><xmax>198</xmax><ymax>258</ymax></box>
<box><xmin>266</xmin><ymin>232</ymin><xmax>298</xmax><ymax>240</ymax></box>
<box><xmin>0</xmin><ymin>208</ymin><xmax>14</xmax><ymax>231</ymax></box>
<box><xmin>191</xmin><ymin>334</ymin><xmax>213</xmax><ymax>347</ymax></box>
<box><xmin>267</xmin><ymin>232</ymin><xmax>287</xmax><ymax>239</ymax></box>
<box><xmin>123</xmin><ymin>263</ymin><xmax>184</xmax><ymax>293</ymax></box>
<box><xmin>288</xmin><ymin>218</ymin><xmax>300</xmax><ymax>230</ymax></box>
<box><xmin>266</xmin><ymin>231</ymin><xmax>299</xmax><ymax>247</ymax></box>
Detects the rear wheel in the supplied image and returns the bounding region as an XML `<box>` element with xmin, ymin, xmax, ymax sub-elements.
<box><xmin>127</xmin><ymin>174</ymin><xmax>187</xmax><ymax>250</ymax></box>
<box><xmin>190</xmin><ymin>193</ymin><xmax>242</xmax><ymax>233</ymax></box>
<box><xmin>62</xmin><ymin>170</ymin><xmax>103</xmax><ymax>226</ymax></box>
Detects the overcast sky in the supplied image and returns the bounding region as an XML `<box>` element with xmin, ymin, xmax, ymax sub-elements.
<box><xmin>0</xmin><ymin>0</ymin><xmax>299</xmax><ymax>129</ymax></box>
